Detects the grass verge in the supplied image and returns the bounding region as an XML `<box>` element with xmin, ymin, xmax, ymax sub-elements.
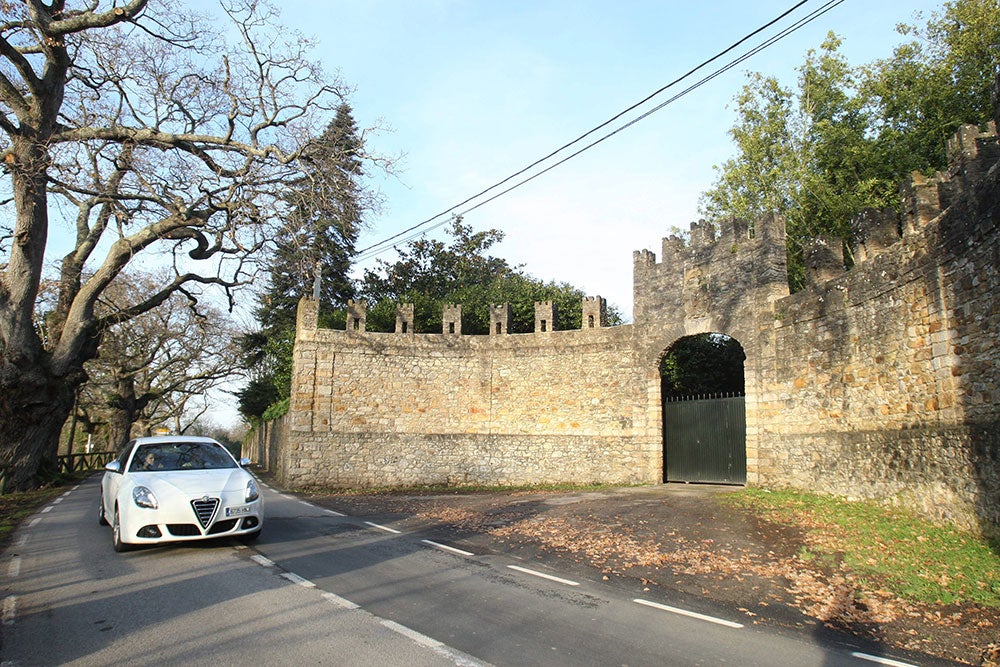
<box><xmin>727</xmin><ymin>488</ymin><xmax>1000</xmax><ymax>607</ymax></box>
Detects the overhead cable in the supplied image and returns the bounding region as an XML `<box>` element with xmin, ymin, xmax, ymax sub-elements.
<box><xmin>355</xmin><ymin>0</ymin><xmax>842</xmax><ymax>263</ymax></box>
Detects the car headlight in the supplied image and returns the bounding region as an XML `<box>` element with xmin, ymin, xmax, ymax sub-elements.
<box><xmin>245</xmin><ymin>478</ymin><xmax>260</xmax><ymax>502</ymax></box>
<box><xmin>132</xmin><ymin>485</ymin><xmax>158</xmax><ymax>509</ymax></box>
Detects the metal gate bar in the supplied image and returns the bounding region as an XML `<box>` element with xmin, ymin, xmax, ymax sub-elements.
<box><xmin>663</xmin><ymin>394</ymin><xmax>746</xmax><ymax>484</ymax></box>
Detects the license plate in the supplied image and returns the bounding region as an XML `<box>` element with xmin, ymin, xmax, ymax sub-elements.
<box><xmin>225</xmin><ymin>506</ymin><xmax>252</xmax><ymax>517</ymax></box>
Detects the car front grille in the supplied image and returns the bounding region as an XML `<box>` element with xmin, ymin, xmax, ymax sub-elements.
<box><xmin>191</xmin><ymin>498</ymin><xmax>220</xmax><ymax>529</ymax></box>
<box><xmin>167</xmin><ymin>524</ymin><xmax>201</xmax><ymax>536</ymax></box>
<box><xmin>208</xmin><ymin>519</ymin><xmax>238</xmax><ymax>535</ymax></box>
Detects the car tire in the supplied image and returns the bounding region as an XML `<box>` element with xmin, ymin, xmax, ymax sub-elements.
<box><xmin>98</xmin><ymin>497</ymin><xmax>109</xmax><ymax>526</ymax></box>
<box><xmin>112</xmin><ymin>506</ymin><xmax>133</xmax><ymax>553</ymax></box>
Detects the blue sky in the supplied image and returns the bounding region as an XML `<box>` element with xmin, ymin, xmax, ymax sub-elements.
<box><xmin>270</xmin><ymin>0</ymin><xmax>947</xmax><ymax>319</ymax></box>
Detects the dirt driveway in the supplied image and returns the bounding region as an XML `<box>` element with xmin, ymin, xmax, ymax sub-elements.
<box><xmin>289</xmin><ymin>482</ymin><xmax>998</xmax><ymax>666</ymax></box>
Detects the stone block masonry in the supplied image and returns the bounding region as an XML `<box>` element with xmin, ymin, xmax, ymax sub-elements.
<box><xmin>249</xmin><ymin>107</ymin><xmax>1000</xmax><ymax>537</ymax></box>
<box><xmin>280</xmin><ymin>297</ymin><xmax>660</xmax><ymax>489</ymax></box>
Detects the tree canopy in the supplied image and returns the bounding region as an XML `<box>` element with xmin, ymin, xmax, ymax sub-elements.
<box><xmin>237</xmin><ymin>103</ymin><xmax>376</xmax><ymax>422</ymax></box>
<box><xmin>359</xmin><ymin>217</ymin><xmax>623</xmax><ymax>334</ymax></box>
<box><xmin>700</xmin><ymin>0</ymin><xmax>1000</xmax><ymax>290</ymax></box>
<box><xmin>660</xmin><ymin>334</ymin><xmax>745</xmax><ymax>398</ymax></box>
<box><xmin>0</xmin><ymin>0</ymin><xmax>359</xmax><ymax>489</ymax></box>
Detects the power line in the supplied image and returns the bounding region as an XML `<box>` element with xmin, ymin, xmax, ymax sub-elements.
<box><xmin>355</xmin><ymin>0</ymin><xmax>841</xmax><ymax>263</ymax></box>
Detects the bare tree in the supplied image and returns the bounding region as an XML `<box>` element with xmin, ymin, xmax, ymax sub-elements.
<box><xmin>0</xmin><ymin>0</ymin><xmax>350</xmax><ymax>490</ymax></box>
<box><xmin>75</xmin><ymin>271</ymin><xmax>241</xmax><ymax>450</ymax></box>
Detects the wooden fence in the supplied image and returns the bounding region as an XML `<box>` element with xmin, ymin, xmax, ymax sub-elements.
<box><xmin>57</xmin><ymin>451</ymin><xmax>117</xmax><ymax>474</ymax></box>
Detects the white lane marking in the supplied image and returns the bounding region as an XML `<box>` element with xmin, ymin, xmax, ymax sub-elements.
<box><xmin>324</xmin><ymin>509</ymin><xmax>346</xmax><ymax>517</ymax></box>
<box><xmin>422</xmin><ymin>540</ymin><xmax>474</xmax><ymax>557</ymax></box>
<box><xmin>51</xmin><ymin>497</ymin><xmax>63</xmax><ymax>505</ymax></box>
<box><xmin>322</xmin><ymin>592</ymin><xmax>360</xmax><ymax>610</ymax></box>
<box><xmin>280</xmin><ymin>572</ymin><xmax>316</xmax><ymax>588</ymax></box>
<box><xmin>382</xmin><ymin>619</ymin><xmax>490</xmax><ymax>667</ymax></box>
<box><xmin>2</xmin><ymin>596</ymin><xmax>16</xmax><ymax>626</ymax></box>
<box><xmin>61</xmin><ymin>490</ymin><xmax>73</xmax><ymax>497</ymax></box>
<box><xmin>365</xmin><ymin>521</ymin><xmax>401</xmax><ymax>534</ymax></box>
<box><xmin>27</xmin><ymin>518</ymin><xmax>41</xmax><ymax>528</ymax></box>
<box><xmin>7</xmin><ymin>558</ymin><xmax>21</xmax><ymax>578</ymax></box>
<box><xmin>251</xmin><ymin>554</ymin><xmax>275</xmax><ymax>567</ymax></box>
<box><xmin>633</xmin><ymin>598</ymin><xmax>744</xmax><ymax>629</ymax></box>
<box><xmin>851</xmin><ymin>652</ymin><xmax>919</xmax><ymax>667</ymax></box>
<box><xmin>507</xmin><ymin>565</ymin><xmax>580</xmax><ymax>587</ymax></box>
<box><xmin>40</xmin><ymin>507</ymin><xmax>52</xmax><ymax>514</ymax></box>
<box><xmin>298</xmin><ymin>500</ymin><xmax>314</xmax><ymax>508</ymax></box>
<box><xmin>13</xmin><ymin>535</ymin><xmax>27</xmax><ymax>548</ymax></box>
<box><xmin>382</xmin><ymin>619</ymin><xmax>442</xmax><ymax>648</ymax></box>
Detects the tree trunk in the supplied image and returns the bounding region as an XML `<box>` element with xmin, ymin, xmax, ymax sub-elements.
<box><xmin>107</xmin><ymin>376</ymin><xmax>138</xmax><ymax>452</ymax></box>
<box><xmin>0</xmin><ymin>367</ymin><xmax>74</xmax><ymax>492</ymax></box>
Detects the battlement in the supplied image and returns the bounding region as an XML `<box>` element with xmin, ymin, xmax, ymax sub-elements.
<box><xmin>582</xmin><ymin>295</ymin><xmax>607</xmax><ymax>329</ymax></box>
<box><xmin>901</xmin><ymin>121</ymin><xmax>999</xmax><ymax>232</ymax></box>
<box><xmin>633</xmin><ymin>119</ymin><xmax>999</xmax><ymax>310</ymax></box>
<box><xmin>633</xmin><ymin>212</ymin><xmax>784</xmax><ymax>272</ymax></box>
<box><xmin>298</xmin><ymin>296</ymin><xmax>611</xmax><ymax>337</ymax></box>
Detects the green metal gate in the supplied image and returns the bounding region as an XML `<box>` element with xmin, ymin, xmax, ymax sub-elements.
<box><xmin>663</xmin><ymin>393</ymin><xmax>746</xmax><ymax>484</ymax></box>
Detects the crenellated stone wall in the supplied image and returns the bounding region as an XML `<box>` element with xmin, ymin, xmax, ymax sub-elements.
<box><xmin>274</xmin><ymin>296</ymin><xmax>660</xmax><ymax>489</ymax></box>
<box><xmin>248</xmin><ymin>114</ymin><xmax>1000</xmax><ymax>536</ymax></box>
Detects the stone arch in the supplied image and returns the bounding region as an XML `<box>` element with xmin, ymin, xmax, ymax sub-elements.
<box><xmin>659</xmin><ymin>332</ymin><xmax>747</xmax><ymax>484</ymax></box>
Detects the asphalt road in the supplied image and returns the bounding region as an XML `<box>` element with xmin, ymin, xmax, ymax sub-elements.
<box><xmin>0</xmin><ymin>476</ymin><xmax>934</xmax><ymax>666</ymax></box>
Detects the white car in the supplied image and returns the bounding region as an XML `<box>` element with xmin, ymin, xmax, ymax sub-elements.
<box><xmin>100</xmin><ymin>435</ymin><xmax>263</xmax><ymax>552</ymax></box>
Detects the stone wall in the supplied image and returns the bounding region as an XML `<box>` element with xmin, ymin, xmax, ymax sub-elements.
<box><xmin>279</xmin><ymin>298</ymin><xmax>660</xmax><ymax>489</ymax></box>
<box><xmin>754</xmin><ymin>122</ymin><xmax>1000</xmax><ymax>532</ymax></box>
<box><xmin>251</xmin><ymin>117</ymin><xmax>1000</xmax><ymax>536</ymax></box>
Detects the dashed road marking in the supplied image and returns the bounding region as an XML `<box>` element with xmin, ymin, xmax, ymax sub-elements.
<box><xmin>40</xmin><ymin>507</ymin><xmax>52</xmax><ymax>514</ymax></box>
<box><xmin>280</xmin><ymin>572</ymin><xmax>316</xmax><ymax>588</ymax></box>
<box><xmin>422</xmin><ymin>540</ymin><xmax>474</xmax><ymax>557</ymax></box>
<box><xmin>2</xmin><ymin>596</ymin><xmax>16</xmax><ymax>626</ymax></box>
<box><xmin>324</xmin><ymin>509</ymin><xmax>345</xmax><ymax>517</ymax></box>
<box><xmin>322</xmin><ymin>592</ymin><xmax>360</xmax><ymax>610</ymax></box>
<box><xmin>7</xmin><ymin>557</ymin><xmax>21</xmax><ymax>578</ymax></box>
<box><xmin>365</xmin><ymin>521</ymin><xmax>401</xmax><ymax>534</ymax></box>
<box><xmin>251</xmin><ymin>554</ymin><xmax>275</xmax><ymax>567</ymax></box>
<box><xmin>507</xmin><ymin>565</ymin><xmax>579</xmax><ymax>587</ymax></box>
<box><xmin>633</xmin><ymin>598</ymin><xmax>744</xmax><ymax>629</ymax></box>
<box><xmin>851</xmin><ymin>652</ymin><xmax>918</xmax><ymax>667</ymax></box>
<box><xmin>381</xmin><ymin>620</ymin><xmax>489</xmax><ymax>667</ymax></box>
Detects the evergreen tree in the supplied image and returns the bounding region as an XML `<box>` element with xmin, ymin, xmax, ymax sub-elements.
<box><xmin>238</xmin><ymin>104</ymin><xmax>369</xmax><ymax>421</ymax></box>
<box><xmin>261</xmin><ymin>103</ymin><xmax>365</xmax><ymax>331</ymax></box>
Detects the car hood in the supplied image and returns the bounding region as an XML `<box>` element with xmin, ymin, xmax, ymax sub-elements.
<box><xmin>129</xmin><ymin>469</ymin><xmax>250</xmax><ymax>497</ymax></box>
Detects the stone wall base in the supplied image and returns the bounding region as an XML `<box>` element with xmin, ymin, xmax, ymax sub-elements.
<box><xmin>759</xmin><ymin>422</ymin><xmax>1000</xmax><ymax>536</ymax></box>
<box><xmin>278</xmin><ymin>433</ymin><xmax>662</xmax><ymax>490</ymax></box>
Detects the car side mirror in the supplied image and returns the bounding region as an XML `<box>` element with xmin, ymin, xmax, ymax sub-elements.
<box><xmin>105</xmin><ymin>460</ymin><xmax>122</xmax><ymax>474</ymax></box>
<box><xmin>239</xmin><ymin>458</ymin><xmax>252</xmax><ymax>468</ymax></box>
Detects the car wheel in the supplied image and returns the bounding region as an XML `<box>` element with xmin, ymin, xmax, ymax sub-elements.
<box><xmin>112</xmin><ymin>506</ymin><xmax>133</xmax><ymax>553</ymax></box>
<box><xmin>98</xmin><ymin>497</ymin><xmax>109</xmax><ymax>526</ymax></box>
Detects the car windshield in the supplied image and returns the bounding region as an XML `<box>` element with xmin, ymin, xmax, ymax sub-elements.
<box><xmin>129</xmin><ymin>442</ymin><xmax>237</xmax><ymax>472</ymax></box>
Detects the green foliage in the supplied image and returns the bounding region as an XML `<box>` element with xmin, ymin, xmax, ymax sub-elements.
<box><xmin>660</xmin><ymin>333</ymin><xmax>745</xmax><ymax>397</ymax></box>
<box><xmin>360</xmin><ymin>217</ymin><xmax>622</xmax><ymax>333</ymax></box>
<box><xmin>240</xmin><ymin>104</ymin><xmax>370</xmax><ymax>420</ymax></box>
<box><xmin>261</xmin><ymin>397</ymin><xmax>290</xmax><ymax>422</ymax></box>
<box><xmin>730</xmin><ymin>488</ymin><xmax>1000</xmax><ymax>607</ymax></box>
<box><xmin>237</xmin><ymin>377</ymin><xmax>283</xmax><ymax>422</ymax></box>
<box><xmin>260</xmin><ymin>103</ymin><xmax>365</xmax><ymax>331</ymax></box>
<box><xmin>701</xmin><ymin>0</ymin><xmax>1000</xmax><ymax>291</ymax></box>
